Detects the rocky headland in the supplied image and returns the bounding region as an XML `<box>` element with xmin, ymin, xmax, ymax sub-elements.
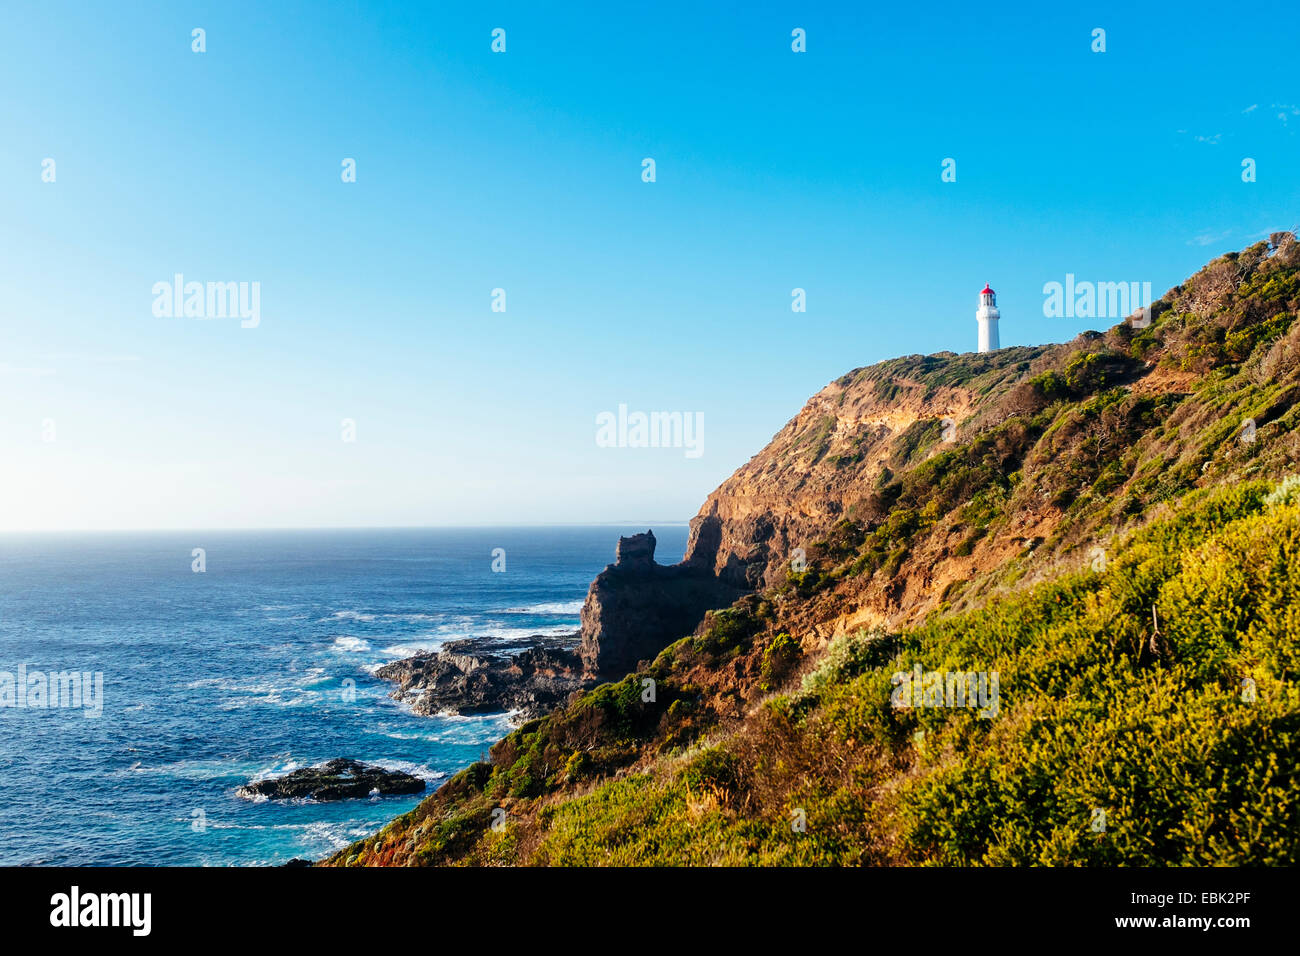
<box><xmin>327</xmin><ymin>235</ymin><xmax>1300</xmax><ymax>867</ymax></box>
<box><xmin>376</xmin><ymin>529</ymin><xmax>749</xmax><ymax>720</ymax></box>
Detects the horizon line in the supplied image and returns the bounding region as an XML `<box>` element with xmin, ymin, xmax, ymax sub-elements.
<box><xmin>0</xmin><ymin>521</ymin><xmax>694</xmax><ymax>535</ymax></box>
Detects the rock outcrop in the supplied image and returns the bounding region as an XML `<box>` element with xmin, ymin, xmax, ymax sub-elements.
<box><xmin>237</xmin><ymin>759</ymin><xmax>425</xmax><ymax>801</ymax></box>
<box><xmin>578</xmin><ymin>530</ymin><xmax>748</xmax><ymax>678</ymax></box>
<box><xmin>377</xmin><ymin>635</ymin><xmax>588</xmax><ymax>720</ymax></box>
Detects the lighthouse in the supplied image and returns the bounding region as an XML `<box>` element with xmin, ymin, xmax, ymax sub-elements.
<box><xmin>976</xmin><ymin>284</ymin><xmax>1000</xmax><ymax>352</ymax></box>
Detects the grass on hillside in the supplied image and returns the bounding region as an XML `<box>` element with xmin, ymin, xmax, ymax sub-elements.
<box><xmin>337</xmin><ymin>479</ymin><xmax>1300</xmax><ymax>866</ymax></box>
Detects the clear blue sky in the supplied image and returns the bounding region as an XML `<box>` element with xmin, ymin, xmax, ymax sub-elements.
<box><xmin>1</xmin><ymin>0</ymin><xmax>1297</xmax><ymax>530</ymax></box>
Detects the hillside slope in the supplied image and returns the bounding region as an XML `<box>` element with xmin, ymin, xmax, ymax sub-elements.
<box><xmin>328</xmin><ymin>233</ymin><xmax>1300</xmax><ymax>866</ymax></box>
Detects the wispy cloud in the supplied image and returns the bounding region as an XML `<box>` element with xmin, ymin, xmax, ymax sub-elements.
<box><xmin>1176</xmin><ymin>127</ymin><xmax>1223</xmax><ymax>145</ymax></box>
<box><xmin>1270</xmin><ymin>103</ymin><xmax>1299</xmax><ymax>125</ymax></box>
<box><xmin>1181</xmin><ymin>100</ymin><xmax>1298</xmax><ymax>143</ymax></box>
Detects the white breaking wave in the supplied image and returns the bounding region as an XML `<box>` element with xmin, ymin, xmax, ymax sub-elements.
<box><xmin>247</xmin><ymin>760</ymin><xmax>303</xmax><ymax>783</ymax></box>
<box><xmin>367</xmin><ymin>759</ymin><xmax>447</xmax><ymax>783</ymax></box>
<box><xmin>330</xmin><ymin>636</ymin><xmax>372</xmax><ymax>653</ymax></box>
<box><xmin>379</xmin><ymin>640</ymin><xmax>449</xmax><ymax>658</ymax></box>
<box><xmin>328</xmin><ymin>610</ymin><xmax>376</xmax><ymax>622</ymax></box>
<box><xmin>328</xmin><ymin>610</ymin><xmax>446</xmax><ymax>624</ymax></box>
<box><xmin>378</xmin><ymin>623</ymin><xmax>577</xmax><ymax>659</ymax></box>
<box><xmin>502</xmin><ymin>600</ymin><xmax>583</xmax><ymax>615</ymax></box>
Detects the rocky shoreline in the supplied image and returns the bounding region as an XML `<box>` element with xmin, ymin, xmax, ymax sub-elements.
<box><xmin>373</xmin><ymin>530</ymin><xmax>747</xmax><ymax>722</ymax></box>
<box><xmin>255</xmin><ymin>530</ymin><xmax>744</xmax><ymax>860</ymax></box>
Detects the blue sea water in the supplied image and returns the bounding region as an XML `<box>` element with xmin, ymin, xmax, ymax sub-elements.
<box><xmin>0</xmin><ymin>525</ymin><xmax>686</xmax><ymax>866</ymax></box>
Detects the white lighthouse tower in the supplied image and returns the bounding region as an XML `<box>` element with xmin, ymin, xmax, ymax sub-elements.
<box><xmin>976</xmin><ymin>283</ymin><xmax>1000</xmax><ymax>352</ymax></box>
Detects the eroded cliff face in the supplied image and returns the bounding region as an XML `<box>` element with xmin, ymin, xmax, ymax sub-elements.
<box><xmin>684</xmin><ymin>349</ymin><xmax>1049</xmax><ymax>592</ymax></box>
<box><xmin>576</xmin><ymin>352</ymin><xmax>1055</xmax><ymax>676</ymax></box>
<box><xmin>577</xmin><ymin>292</ymin><xmax>1293</xmax><ymax>678</ymax></box>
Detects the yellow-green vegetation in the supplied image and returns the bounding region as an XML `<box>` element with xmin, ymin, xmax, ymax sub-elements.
<box><xmin>329</xmin><ymin>237</ymin><xmax>1300</xmax><ymax>867</ymax></box>
<box><xmin>333</xmin><ymin>480</ymin><xmax>1300</xmax><ymax>866</ymax></box>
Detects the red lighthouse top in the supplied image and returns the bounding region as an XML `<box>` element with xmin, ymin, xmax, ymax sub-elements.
<box><xmin>981</xmin><ymin>284</ymin><xmax>994</xmax><ymax>295</ymax></box>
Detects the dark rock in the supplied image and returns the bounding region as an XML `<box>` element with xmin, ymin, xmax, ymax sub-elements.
<box><xmin>579</xmin><ymin>529</ymin><xmax>749</xmax><ymax>678</ymax></box>
<box><xmin>236</xmin><ymin>759</ymin><xmax>425</xmax><ymax>801</ymax></box>
<box><xmin>615</xmin><ymin>529</ymin><xmax>657</xmax><ymax>568</ymax></box>
<box><xmin>377</xmin><ymin>634</ymin><xmax>591</xmax><ymax>720</ymax></box>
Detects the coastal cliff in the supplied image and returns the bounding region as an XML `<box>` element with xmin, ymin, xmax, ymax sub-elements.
<box><xmin>329</xmin><ymin>234</ymin><xmax>1300</xmax><ymax>867</ymax></box>
<box><xmin>680</xmin><ymin>349</ymin><xmax>1043</xmax><ymax>591</ymax></box>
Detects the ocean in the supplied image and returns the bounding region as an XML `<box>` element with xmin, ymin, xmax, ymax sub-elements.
<box><xmin>0</xmin><ymin>525</ymin><xmax>687</xmax><ymax>866</ymax></box>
